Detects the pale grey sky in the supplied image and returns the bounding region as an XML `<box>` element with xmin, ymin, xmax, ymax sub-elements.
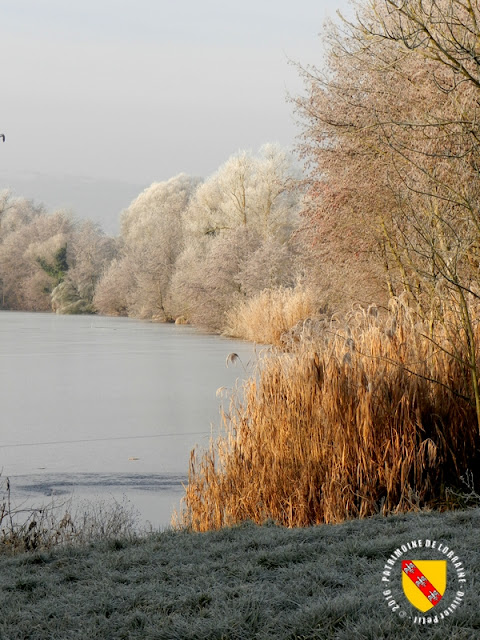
<box><xmin>1</xmin><ymin>0</ymin><xmax>350</xmax><ymax>232</ymax></box>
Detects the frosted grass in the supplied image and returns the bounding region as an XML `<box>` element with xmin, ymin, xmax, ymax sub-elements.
<box><xmin>0</xmin><ymin>508</ymin><xmax>478</xmax><ymax>639</ymax></box>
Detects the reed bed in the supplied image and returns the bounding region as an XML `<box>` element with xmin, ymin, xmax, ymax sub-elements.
<box><xmin>179</xmin><ymin>303</ymin><xmax>480</xmax><ymax>531</ymax></box>
<box><xmin>225</xmin><ymin>286</ymin><xmax>317</xmax><ymax>345</ymax></box>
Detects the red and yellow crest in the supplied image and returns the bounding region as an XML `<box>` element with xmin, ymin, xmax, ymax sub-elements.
<box><xmin>402</xmin><ymin>560</ymin><xmax>447</xmax><ymax>612</ymax></box>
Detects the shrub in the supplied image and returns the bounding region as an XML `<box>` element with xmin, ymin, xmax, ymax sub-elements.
<box><xmin>0</xmin><ymin>477</ymin><xmax>138</xmax><ymax>553</ymax></box>
<box><xmin>225</xmin><ymin>285</ymin><xmax>317</xmax><ymax>345</ymax></box>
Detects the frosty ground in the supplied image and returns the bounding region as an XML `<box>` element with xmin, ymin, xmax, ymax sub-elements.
<box><xmin>0</xmin><ymin>508</ymin><xmax>478</xmax><ymax>640</ymax></box>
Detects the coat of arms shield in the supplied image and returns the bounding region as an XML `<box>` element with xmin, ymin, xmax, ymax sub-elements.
<box><xmin>402</xmin><ymin>560</ymin><xmax>447</xmax><ymax>612</ymax></box>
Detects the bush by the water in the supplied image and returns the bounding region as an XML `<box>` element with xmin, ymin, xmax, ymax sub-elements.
<box><xmin>225</xmin><ymin>285</ymin><xmax>317</xmax><ymax>345</ymax></box>
<box><xmin>179</xmin><ymin>302</ymin><xmax>480</xmax><ymax>531</ymax></box>
<box><xmin>0</xmin><ymin>476</ymin><xmax>138</xmax><ymax>553</ymax></box>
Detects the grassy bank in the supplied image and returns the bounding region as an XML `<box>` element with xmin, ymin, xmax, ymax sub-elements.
<box><xmin>0</xmin><ymin>508</ymin><xmax>478</xmax><ymax>639</ymax></box>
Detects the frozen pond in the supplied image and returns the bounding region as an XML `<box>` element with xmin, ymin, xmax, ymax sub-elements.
<box><xmin>0</xmin><ymin>312</ymin><xmax>256</xmax><ymax>529</ymax></box>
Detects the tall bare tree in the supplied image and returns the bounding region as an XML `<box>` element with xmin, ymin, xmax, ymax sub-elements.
<box><xmin>295</xmin><ymin>0</ymin><xmax>480</xmax><ymax>430</ymax></box>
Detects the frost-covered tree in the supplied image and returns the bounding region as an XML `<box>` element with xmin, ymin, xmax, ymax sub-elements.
<box><xmin>170</xmin><ymin>146</ymin><xmax>302</xmax><ymax>327</ymax></box>
<box><xmin>93</xmin><ymin>256</ymin><xmax>135</xmax><ymax>316</ymax></box>
<box><xmin>0</xmin><ymin>190</ymin><xmax>44</xmax><ymax>238</ymax></box>
<box><xmin>0</xmin><ymin>202</ymin><xmax>73</xmax><ymax>310</ymax></box>
<box><xmin>295</xmin><ymin>0</ymin><xmax>480</xmax><ymax>312</ymax></box>
<box><xmin>187</xmin><ymin>145</ymin><xmax>299</xmax><ymax>240</ymax></box>
<box><xmin>235</xmin><ymin>237</ymin><xmax>298</xmax><ymax>297</ymax></box>
<box><xmin>0</xmin><ymin>191</ymin><xmax>115</xmax><ymax>313</ymax></box>
<box><xmin>52</xmin><ymin>221</ymin><xmax>116</xmax><ymax>314</ymax></box>
<box><xmin>95</xmin><ymin>174</ymin><xmax>200</xmax><ymax>320</ymax></box>
<box><xmin>169</xmin><ymin>228</ymin><xmax>261</xmax><ymax>328</ymax></box>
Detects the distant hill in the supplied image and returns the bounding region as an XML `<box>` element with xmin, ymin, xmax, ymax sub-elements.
<box><xmin>0</xmin><ymin>171</ymin><xmax>147</xmax><ymax>236</ymax></box>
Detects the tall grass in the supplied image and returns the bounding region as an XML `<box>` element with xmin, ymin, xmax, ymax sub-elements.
<box><xmin>0</xmin><ymin>476</ymin><xmax>138</xmax><ymax>553</ymax></box>
<box><xmin>225</xmin><ymin>285</ymin><xmax>317</xmax><ymax>345</ymax></box>
<box><xmin>179</xmin><ymin>302</ymin><xmax>480</xmax><ymax>531</ymax></box>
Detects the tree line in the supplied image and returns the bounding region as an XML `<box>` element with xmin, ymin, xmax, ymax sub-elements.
<box><xmin>0</xmin><ymin>192</ymin><xmax>114</xmax><ymax>314</ymax></box>
<box><xmin>0</xmin><ymin>145</ymin><xmax>306</xmax><ymax>332</ymax></box>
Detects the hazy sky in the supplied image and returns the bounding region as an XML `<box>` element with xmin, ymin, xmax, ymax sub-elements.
<box><xmin>1</xmin><ymin>0</ymin><xmax>350</xmax><ymax>231</ymax></box>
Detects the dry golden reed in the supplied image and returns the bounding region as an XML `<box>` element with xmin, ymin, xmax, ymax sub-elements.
<box><xmin>225</xmin><ymin>286</ymin><xmax>317</xmax><ymax>345</ymax></box>
<box><xmin>178</xmin><ymin>302</ymin><xmax>480</xmax><ymax>531</ymax></box>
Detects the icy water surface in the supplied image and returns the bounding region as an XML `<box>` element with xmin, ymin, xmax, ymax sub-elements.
<box><xmin>0</xmin><ymin>312</ymin><xmax>256</xmax><ymax>528</ymax></box>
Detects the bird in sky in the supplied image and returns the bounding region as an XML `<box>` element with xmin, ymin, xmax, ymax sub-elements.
<box><xmin>0</xmin><ymin>134</ymin><xmax>5</xmax><ymax>142</ymax></box>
